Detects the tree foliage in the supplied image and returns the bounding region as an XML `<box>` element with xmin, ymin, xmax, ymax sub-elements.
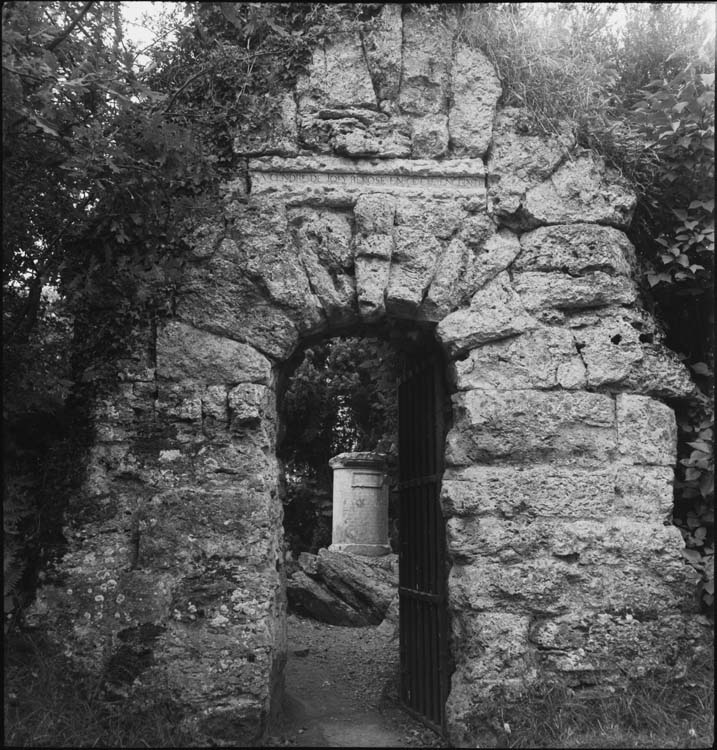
<box><xmin>2</xmin><ymin>0</ymin><xmax>210</xmax><ymax>624</ymax></box>
<box><xmin>2</xmin><ymin>0</ymin><xmax>363</xmax><ymax>622</ymax></box>
<box><xmin>279</xmin><ymin>337</ymin><xmax>401</xmax><ymax>553</ymax></box>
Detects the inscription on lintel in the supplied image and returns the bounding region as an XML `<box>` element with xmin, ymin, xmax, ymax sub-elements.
<box><xmin>251</xmin><ymin>170</ymin><xmax>485</xmax><ymax>193</ymax></box>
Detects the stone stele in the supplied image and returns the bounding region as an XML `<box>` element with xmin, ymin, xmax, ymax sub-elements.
<box><xmin>328</xmin><ymin>452</ymin><xmax>391</xmax><ymax>557</ymax></box>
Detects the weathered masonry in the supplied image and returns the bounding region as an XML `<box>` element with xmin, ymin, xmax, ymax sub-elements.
<box><xmin>30</xmin><ymin>5</ymin><xmax>708</xmax><ymax>747</ymax></box>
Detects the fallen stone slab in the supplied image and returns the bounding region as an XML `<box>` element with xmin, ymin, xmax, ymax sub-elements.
<box><xmin>286</xmin><ymin>570</ymin><xmax>369</xmax><ymax>626</ymax></box>
<box><xmin>316</xmin><ymin>549</ymin><xmax>396</xmax><ymax>625</ymax></box>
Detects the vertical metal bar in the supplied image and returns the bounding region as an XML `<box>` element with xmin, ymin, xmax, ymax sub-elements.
<box><xmin>414</xmin><ymin>379</ymin><xmax>420</xmax><ymax>592</ymax></box>
<box><xmin>419</xmin><ymin>485</ymin><xmax>428</xmax><ymax>716</ymax></box>
<box><xmin>398</xmin><ymin>377</ymin><xmax>406</xmax><ymax>706</ymax></box>
<box><xmin>398</xmin><ymin>356</ymin><xmax>451</xmax><ymax>731</ymax></box>
<box><xmin>435</xmin><ymin>359</ymin><xmax>449</xmax><ymax>730</ymax></box>
<box><xmin>429</xmin><ymin>493</ymin><xmax>437</xmax><ymax>724</ymax></box>
<box><xmin>427</xmin><ymin>599</ymin><xmax>435</xmax><ymax>724</ymax></box>
<box><xmin>431</xmin><ymin>360</ymin><xmax>440</xmax><ymax>724</ymax></box>
<box><xmin>422</xmin><ymin>488</ymin><xmax>430</xmax><ymax>717</ymax></box>
<box><xmin>412</xmin><ymin>597</ymin><xmax>418</xmax><ymax>712</ymax></box>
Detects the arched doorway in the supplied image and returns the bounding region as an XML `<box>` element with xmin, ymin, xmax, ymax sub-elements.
<box><xmin>275</xmin><ymin>326</ymin><xmax>453</xmax><ymax>738</ymax></box>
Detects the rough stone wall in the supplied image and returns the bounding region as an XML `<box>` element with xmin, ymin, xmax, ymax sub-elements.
<box><xmin>30</xmin><ymin>6</ymin><xmax>707</xmax><ymax>747</ymax></box>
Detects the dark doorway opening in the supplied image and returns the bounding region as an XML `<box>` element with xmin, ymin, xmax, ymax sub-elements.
<box><xmin>274</xmin><ymin>324</ymin><xmax>452</xmax><ymax>743</ymax></box>
<box><xmin>398</xmin><ymin>354</ymin><xmax>451</xmax><ymax>733</ymax></box>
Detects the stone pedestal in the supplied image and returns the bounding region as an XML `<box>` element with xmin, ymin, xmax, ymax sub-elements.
<box><xmin>328</xmin><ymin>452</ymin><xmax>390</xmax><ymax>557</ymax></box>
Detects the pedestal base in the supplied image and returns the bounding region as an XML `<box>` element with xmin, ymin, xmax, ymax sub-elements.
<box><xmin>328</xmin><ymin>542</ymin><xmax>391</xmax><ymax>557</ymax></box>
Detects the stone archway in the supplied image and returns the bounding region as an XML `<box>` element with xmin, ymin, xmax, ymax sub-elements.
<box><xmin>30</xmin><ymin>6</ymin><xmax>704</xmax><ymax>748</ymax></box>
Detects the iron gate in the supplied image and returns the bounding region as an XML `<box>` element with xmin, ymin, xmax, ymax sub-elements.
<box><xmin>398</xmin><ymin>356</ymin><xmax>451</xmax><ymax>732</ymax></box>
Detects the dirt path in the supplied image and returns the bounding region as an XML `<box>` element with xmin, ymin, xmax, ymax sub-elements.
<box><xmin>266</xmin><ymin>614</ymin><xmax>446</xmax><ymax>748</ymax></box>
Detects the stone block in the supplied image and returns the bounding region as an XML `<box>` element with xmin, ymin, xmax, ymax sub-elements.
<box><xmin>616</xmin><ymin>394</ymin><xmax>677</xmax><ymax>465</ymax></box>
<box><xmin>457</xmin><ymin>212</ymin><xmax>495</xmax><ymax>249</ymax></box>
<box><xmin>295</xmin><ymin>114</ymin><xmax>333</xmax><ymax>154</ymax></box>
<box><xmin>440</xmin><ymin>465</ymin><xmax>616</xmax><ymax>520</ymax></box>
<box><xmin>464</xmin><ymin>228</ymin><xmax>521</xmax><ymax>294</ymax></box>
<box><xmin>156</xmin><ymin>321</ymin><xmax>271</xmax><ymax>385</ymax></box>
<box><xmin>317</xmin><ymin>110</ymin><xmax>411</xmax><ymax>159</ymax></box>
<box><xmin>288</xmin><ymin>208</ymin><xmax>357</xmax><ymax>326</ymax></box>
<box><xmin>202</xmin><ymin>385</ymin><xmax>228</xmax><ymax>421</ymax></box>
<box><xmin>448</xmin><ymin>610</ymin><xmax>533</xmax><ymax>715</ymax></box>
<box><xmin>193</xmin><ymin>441</ymin><xmax>276</xmax><ymax>483</ymax></box>
<box><xmin>437</xmin><ymin>273</ymin><xmax>537</xmax><ymax>357</ymax></box>
<box><xmin>228</xmin><ymin>383</ymin><xmax>270</xmax><ymax>429</ymax></box>
<box><xmin>532</xmin><ymin>612</ymin><xmax>712</xmax><ymax>686</ymax></box>
<box><xmin>450</xmin><ymin>326</ymin><xmax>586</xmax><ymax>391</ymax></box>
<box><xmin>156</xmin><ymin>381</ymin><xmax>203</xmax><ymax>422</ymax></box>
<box><xmin>446</xmin><ymin>516</ymin><xmax>684</xmax><ymax>568</ymax></box>
<box><xmin>444</xmin><ymin>558</ymin><xmax>559</xmax><ymax>614</ymax></box>
<box><xmin>410</xmin><ymin>113</ymin><xmax>449</xmax><ymax>158</ymax></box>
<box><xmin>446</xmin><ymin>526</ymin><xmax>690</xmax><ymax>620</ymax></box>
<box><xmin>92</xmin><ymin>388</ymin><xmax>137</xmax><ymax>426</ymax></box>
<box><xmin>301</xmin><ymin>261</ymin><xmax>357</xmax><ymax>327</ymax></box>
<box><xmin>394</xmin><ymin>196</ymin><xmax>467</xmax><ymax>239</ymax></box>
<box><xmin>441</xmin><ymin>463</ymin><xmax>674</xmax><ymax>522</ymax></box>
<box><xmin>486</xmin><ymin>107</ymin><xmax>575</xmax><ymax>221</ymax></box>
<box><xmin>148</xmin><ymin>486</ymin><xmax>262</xmax><ymax>545</ymax></box>
<box><xmin>288</xmin><ymin>208</ymin><xmax>353</xmax><ymax>268</ymax></box>
<box><xmin>361</xmin><ymin>3</ymin><xmax>403</xmax><ymax>101</ymax></box>
<box><xmin>176</xmin><ymin>267</ymin><xmax>301</xmax><ymax>362</ymax></box>
<box><xmin>422</xmin><ymin>228</ymin><xmax>520</xmax><ymax>319</ymax></box>
<box><xmin>385</xmin><ymin>226</ymin><xmax>442</xmax><ymax>317</ymax></box>
<box><xmin>422</xmin><ymin>237</ymin><xmax>471</xmax><ymax>320</ymax></box>
<box><xmin>445</xmin><ymin>669</ymin><xmax>534</xmax><ymax>750</ymax></box>
<box><xmin>615</xmin><ymin>465</ymin><xmax>675</xmax><ymax>518</ymax></box>
<box><xmin>448</xmin><ymin>44</ymin><xmax>501</xmax><ymax>157</ymax></box>
<box><xmin>331</xmin><ymin>124</ymin><xmax>412</xmax><ymax>158</ymax></box>
<box><xmin>513</xmin><ymin>271</ymin><xmax>637</xmax><ymax>312</ymax></box>
<box><xmin>354</xmin><ymin>194</ymin><xmax>396</xmax><ymax>235</ymax></box>
<box><xmin>522</xmin><ymin>154</ymin><xmax>637</xmax><ymax>228</ymax></box>
<box><xmin>225</xmin><ymin>204</ymin><xmax>325</xmax><ymax>334</ymax></box>
<box><xmin>440</xmin><ymin>462</ymin><xmax>672</xmax><ymax>522</ymax></box>
<box><xmin>355</xmin><ymin>255</ymin><xmax>391</xmax><ymax>322</ymax></box>
<box><xmin>573</xmin><ymin>314</ymin><xmax>694</xmax><ymax>398</ymax></box>
<box><xmin>232</xmin><ymin>92</ymin><xmax>298</xmax><ymax>157</ymax></box>
<box><xmin>297</xmin><ymin>34</ymin><xmax>376</xmax><ymax>112</ymax></box>
<box><xmin>354</xmin><ymin>233</ymin><xmax>394</xmax><ymax>260</ymax></box>
<box><xmin>455</xmin><ymin>611</ymin><xmax>531</xmax><ymax>661</ymax></box>
<box><xmin>516</xmin><ymin>224</ymin><xmax>636</xmax><ymax>275</ymax></box>
<box><xmin>398</xmin><ymin>10</ymin><xmax>453</xmax><ymax>116</ymax></box>
<box><xmin>445</xmin><ymin>389</ymin><xmax>616</xmax><ymax>465</ymax></box>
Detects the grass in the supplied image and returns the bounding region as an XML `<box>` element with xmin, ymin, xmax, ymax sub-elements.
<box><xmin>5</xmin><ymin>625</ymin><xmax>713</xmax><ymax>748</ymax></box>
<box><xmin>4</xmin><ymin>628</ymin><xmax>193</xmax><ymax>748</ymax></box>
<box><xmin>499</xmin><ymin>649</ymin><xmax>714</xmax><ymax>749</ymax></box>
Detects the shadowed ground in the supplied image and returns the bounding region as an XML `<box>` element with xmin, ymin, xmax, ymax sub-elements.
<box><xmin>266</xmin><ymin>614</ymin><xmax>446</xmax><ymax>748</ymax></box>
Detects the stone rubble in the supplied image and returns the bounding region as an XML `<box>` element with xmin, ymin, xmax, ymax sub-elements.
<box><xmin>286</xmin><ymin>550</ymin><xmax>397</xmax><ymax>628</ymax></box>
